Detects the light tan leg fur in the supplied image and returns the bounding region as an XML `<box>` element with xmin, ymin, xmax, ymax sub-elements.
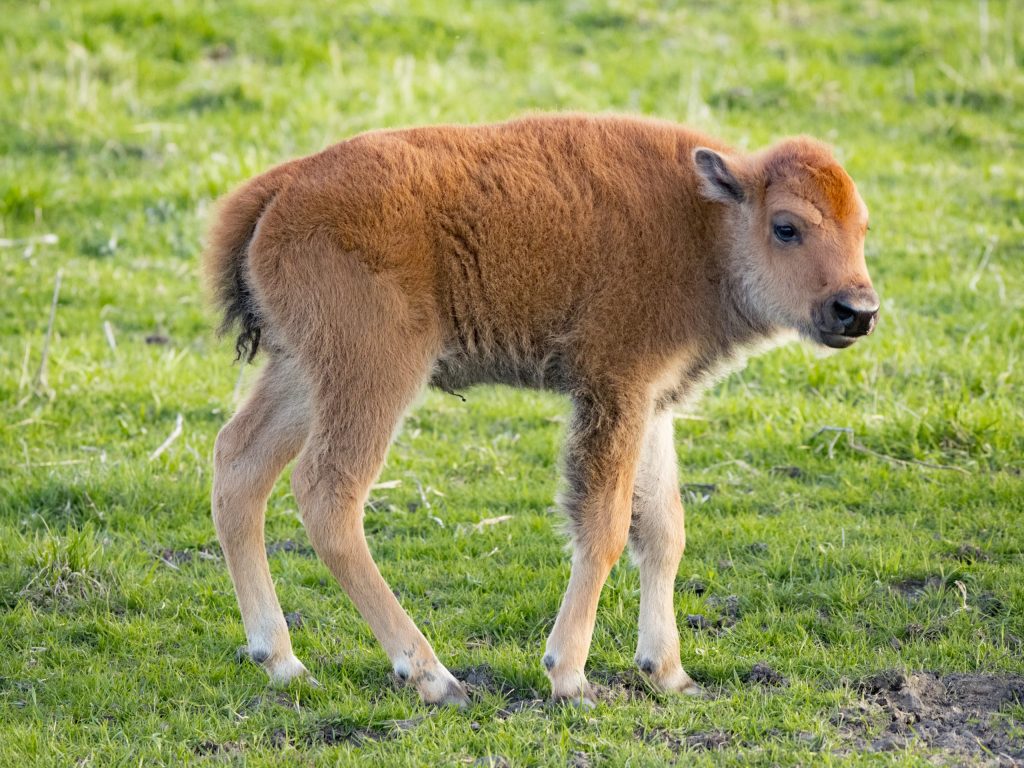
<box><xmin>212</xmin><ymin>357</ymin><xmax>312</xmax><ymax>685</ymax></box>
<box><xmin>629</xmin><ymin>410</ymin><xmax>700</xmax><ymax>694</ymax></box>
<box><xmin>542</xmin><ymin>396</ymin><xmax>646</xmax><ymax>705</ymax></box>
<box><xmin>291</xmin><ymin>412</ymin><xmax>468</xmax><ymax>705</ymax></box>
<box><xmin>281</xmin><ymin>255</ymin><xmax>467</xmax><ymax>706</ymax></box>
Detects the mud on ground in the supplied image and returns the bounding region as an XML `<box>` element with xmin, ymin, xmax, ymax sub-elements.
<box><xmin>836</xmin><ymin>671</ymin><xmax>1024</xmax><ymax>765</ymax></box>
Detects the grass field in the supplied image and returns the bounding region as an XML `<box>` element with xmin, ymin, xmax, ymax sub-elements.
<box><xmin>2</xmin><ymin>0</ymin><xmax>1023</xmax><ymax>765</ymax></box>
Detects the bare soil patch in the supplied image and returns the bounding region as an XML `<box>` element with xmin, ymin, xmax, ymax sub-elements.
<box><xmin>303</xmin><ymin>715</ymin><xmax>426</xmax><ymax>747</ymax></box>
<box><xmin>588</xmin><ymin>667</ymin><xmax>663</xmax><ymax>704</ymax></box>
<box><xmin>155</xmin><ymin>546</ymin><xmax>219</xmax><ymax>567</ymax></box>
<box><xmin>685</xmin><ymin>729</ymin><xmax>732</xmax><ymax>751</ymax></box>
<box><xmin>451</xmin><ymin>664</ymin><xmax>546</xmax><ymax>716</ymax></box>
<box><xmin>891</xmin><ymin>575</ymin><xmax>946</xmax><ymax>599</ymax></box>
<box><xmin>951</xmin><ymin>543</ymin><xmax>990</xmax><ymax>563</ymax></box>
<box><xmin>637</xmin><ymin>725</ymin><xmax>732</xmax><ymax>753</ymax></box>
<box><xmin>744</xmin><ymin>662</ymin><xmax>788</xmax><ymax>687</ymax></box>
<box><xmin>266</xmin><ymin>539</ymin><xmax>314</xmax><ymax>557</ymax></box>
<box><xmin>836</xmin><ymin>671</ymin><xmax>1024</xmax><ymax>764</ymax></box>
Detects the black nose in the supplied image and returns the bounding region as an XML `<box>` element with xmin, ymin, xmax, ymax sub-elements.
<box><xmin>831</xmin><ymin>298</ymin><xmax>878</xmax><ymax>337</ymax></box>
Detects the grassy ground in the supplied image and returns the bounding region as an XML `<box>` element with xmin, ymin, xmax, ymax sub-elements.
<box><xmin>2</xmin><ymin>0</ymin><xmax>1023</xmax><ymax>765</ymax></box>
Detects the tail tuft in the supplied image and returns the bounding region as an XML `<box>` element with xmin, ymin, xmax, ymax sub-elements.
<box><xmin>221</xmin><ymin>261</ymin><xmax>262</xmax><ymax>363</ymax></box>
<box><xmin>202</xmin><ymin>174</ymin><xmax>284</xmax><ymax>363</ymax></box>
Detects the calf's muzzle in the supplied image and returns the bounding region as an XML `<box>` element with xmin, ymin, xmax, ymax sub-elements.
<box><xmin>817</xmin><ymin>288</ymin><xmax>879</xmax><ymax>347</ymax></box>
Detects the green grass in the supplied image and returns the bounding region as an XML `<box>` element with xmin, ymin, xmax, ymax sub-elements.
<box><xmin>2</xmin><ymin>0</ymin><xmax>1022</xmax><ymax>765</ymax></box>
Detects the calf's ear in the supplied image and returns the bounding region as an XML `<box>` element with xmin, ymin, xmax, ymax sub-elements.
<box><xmin>693</xmin><ymin>148</ymin><xmax>745</xmax><ymax>204</ymax></box>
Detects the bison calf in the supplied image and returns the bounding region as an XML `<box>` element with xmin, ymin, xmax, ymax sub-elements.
<box><xmin>205</xmin><ymin>113</ymin><xmax>877</xmax><ymax>706</ymax></box>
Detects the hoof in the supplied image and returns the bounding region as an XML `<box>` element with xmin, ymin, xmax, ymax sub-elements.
<box><xmin>265</xmin><ymin>654</ymin><xmax>313</xmax><ymax>688</ymax></box>
<box><xmin>433</xmin><ymin>679</ymin><xmax>471</xmax><ymax>708</ymax></box>
<box><xmin>549</xmin><ymin>669</ymin><xmax>598</xmax><ymax>708</ymax></box>
<box><xmin>551</xmin><ymin>685</ymin><xmax>598</xmax><ymax>709</ymax></box>
<box><xmin>637</xmin><ymin>659</ymin><xmax>702</xmax><ymax>696</ymax></box>
<box><xmin>674</xmin><ymin>677</ymin><xmax>702</xmax><ymax>696</ymax></box>
<box><xmin>545</xmin><ymin>655</ymin><xmax>595</xmax><ymax>708</ymax></box>
<box><xmin>414</xmin><ymin>664</ymin><xmax>471</xmax><ymax>708</ymax></box>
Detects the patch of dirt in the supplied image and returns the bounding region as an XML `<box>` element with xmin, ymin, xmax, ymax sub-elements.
<box><xmin>686</xmin><ymin>613</ymin><xmax>711</xmax><ymax>630</ymax></box>
<box><xmin>976</xmin><ymin>591</ymin><xmax>1007</xmax><ymax>617</ymax></box>
<box><xmin>951</xmin><ymin>543</ymin><xmax>989</xmax><ymax>563</ymax></box>
<box><xmin>205</xmin><ymin>42</ymin><xmax>234</xmax><ymax>62</ymax></box>
<box><xmin>311</xmin><ymin>720</ymin><xmax>389</xmax><ymax>746</ymax></box>
<box><xmin>686</xmin><ymin>730</ymin><xmax>732</xmax><ymax>751</ymax></box>
<box><xmin>270</xmin><ymin>728</ymin><xmax>289</xmax><ymax>747</ymax></box>
<box><xmin>692</xmin><ymin>593</ymin><xmax>741</xmax><ymax>638</ymax></box>
<box><xmin>771</xmin><ymin>465</ymin><xmax>805</xmax><ymax>479</ymax></box>
<box><xmin>903</xmin><ymin>620</ymin><xmax>948</xmax><ymax>642</ymax></box>
<box><xmin>450</xmin><ymin>664</ymin><xmax>544</xmax><ymax>715</ymax></box>
<box><xmin>591</xmin><ymin>666</ymin><xmax>731</xmax><ymax>704</ymax></box>
<box><xmin>637</xmin><ymin>726</ymin><xmax>731</xmax><ymax>753</ymax></box>
<box><xmin>636</xmin><ymin>725</ymin><xmax>684</xmax><ymax>752</ymax></box>
<box><xmin>266</xmin><ymin>539</ymin><xmax>314</xmax><ymax>557</ymax></box>
<box><xmin>678</xmin><ymin>578</ymin><xmax>707</xmax><ymax>595</ymax></box>
<box><xmin>708</xmin><ymin>598</ymin><xmax>741</xmax><ymax>622</ymax></box>
<box><xmin>158</xmin><ymin>548</ymin><xmax>193</xmax><ymax>565</ymax></box>
<box><xmin>999</xmin><ymin>633</ymin><xmax>1023</xmax><ymax>652</ymax></box>
<box><xmin>588</xmin><ymin>668</ymin><xmax>660</xmax><ymax>703</ymax></box>
<box><xmin>891</xmin><ymin>575</ymin><xmax>945</xmax><ymax>599</ymax></box>
<box><xmin>204</xmin><ymin>715</ymin><xmax>425</xmax><ymax>752</ymax></box>
<box><xmin>457</xmin><ymin>663</ymin><xmax>500</xmax><ymax>690</ymax></box>
<box><xmin>242</xmin><ymin>690</ymin><xmax>300</xmax><ymax>713</ymax></box>
<box><xmin>836</xmin><ymin>671</ymin><xmax>1024</xmax><ymax>764</ymax></box>
<box><xmin>683</xmin><ymin>596</ymin><xmax>741</xmax><ymax>636</ymax></box>
<box><xmin>284</xmin><ymin>611</ymin><xmax>303</xmax><ymax>629</ymax></box>
<box><xmin>303</xmin><ymin>715</ymin><xmax>426</xmax><ymax>747</ymax></box>
<box><xmin>744</xmin><ymin>662</ymin><xmax>787</xmax><ymax>687</ymax></box>
<box><xmin>155</xmin><ymin>546</ymin><xmax>220</xmax><ymax>567</ymax></box>
<box><xmin>496</xmin><ymin>697</ymin><xmax>547</xmax><ymax>717</ymax></box>
<box><xmin>194</xmin><ymin>739</ymin><xmax>243</xmax><ymax>756</ymax></box>
<box><xmin>568</xmin><ymin>751</ymin><xmax>592</xmax><ymax>768</ymax></box>
<box><xmin>384</xmin><ymin>716</ymin><xmax>427</xmax><ymax>733</ymax></box>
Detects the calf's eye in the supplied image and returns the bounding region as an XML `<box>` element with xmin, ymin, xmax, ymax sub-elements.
<box><xmin>773</xmin><ymin>223</ymin><xmax>800</xmax><ymax>243</ymax></box>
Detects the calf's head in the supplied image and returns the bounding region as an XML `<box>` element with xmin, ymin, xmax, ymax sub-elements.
<box><xmin>694</xmin><ymin>138</ymin><xmax>878</xmax><ymax>349</ymax></box>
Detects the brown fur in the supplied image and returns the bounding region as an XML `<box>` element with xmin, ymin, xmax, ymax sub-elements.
<box><xmin>205</xmin><ymin>113</ymin><xmax>877</xmax><ymax>705</ymax></box>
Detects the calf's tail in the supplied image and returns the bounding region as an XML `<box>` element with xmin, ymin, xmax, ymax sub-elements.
<box><xmin>202</xmin><ymin>172</ymin><xmax>286</xmax><ymax>362</ymax></box>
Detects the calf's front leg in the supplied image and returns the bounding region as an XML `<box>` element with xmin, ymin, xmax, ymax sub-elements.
<box><xmin>543</xmin><ymin>396</ymin><xmax>646</xmax><ymax>704</ymax></box>
<box><xmin>629</xmin><ymin>410</ymin><xmax>700</xmax><ymax>694</ymax></box>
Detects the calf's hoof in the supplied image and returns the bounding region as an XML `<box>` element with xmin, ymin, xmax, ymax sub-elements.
<box><xmin>402</xmin><ymin>662</ymin><xmax>470</xmax><ymax>708</ymax></box>
<box><xmin>429</xmin><ymin>677</ymin><xmax>471</xmax><ymax>708</ymax></box>
<box><xmin>254</xmin><ymin>651</ymin><xmax>316</xmax><ymax>688</ymax></box>
<box><xmin>551</xmin><ymin>685</ymin><xmax>598</xmax><ymax>709</ymax></box>
<box><xmin>544</xmin><ymin>654</ymin><xmax>597</xmax><ymax>707</ymax></box>
<box><xmin>636</xmin><ymin>656</ymin><xmax>702</xmax><ymax>696</ymax></box>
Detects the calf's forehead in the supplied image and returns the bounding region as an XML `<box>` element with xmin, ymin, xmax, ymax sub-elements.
<box><xmin>769</xmin><ymin>163</ymin><xmax>868</xmax><ymax>232</ymax></box>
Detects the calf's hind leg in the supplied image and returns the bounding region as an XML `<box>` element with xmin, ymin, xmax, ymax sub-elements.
<box><xmin>212</xmin><ymin>357</ymin><xmax>312</xmax><ymax>685</ymax></box>
<box><xmin>629</xmin><ymin>410</ymin><xmax>700</xmax><ymax>694</ymax></box>
<box><xmin>289</xmin><ymin>320</ymin><xmax>468</xmax><ymax>706</ymax></box>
